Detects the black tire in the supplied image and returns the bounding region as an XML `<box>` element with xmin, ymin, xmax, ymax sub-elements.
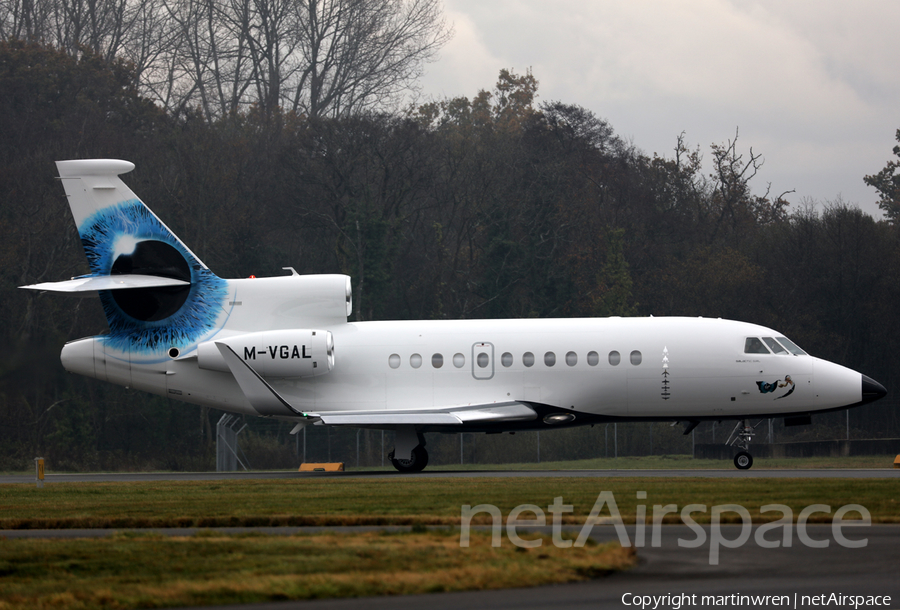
<box><xmin>734</xmin><ymin>451</ymin><xmax>753</xmax><ymax>470</ymax></box>
<box><xmin>390</xmin><ymin>445</ymin><xmax>429</xmax><ymax>473</ymax></box>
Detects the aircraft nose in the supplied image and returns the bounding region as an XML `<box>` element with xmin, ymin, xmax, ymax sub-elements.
<box><xmin>861</xmin><ymin>375</ymin><xmax>887</xmax><ymax>404</ymax></box>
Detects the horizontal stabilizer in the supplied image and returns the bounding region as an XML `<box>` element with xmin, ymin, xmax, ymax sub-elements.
<box><xmin>20</xmin><ymin>274</ymin><xmax>189</xmax><ymax>295</ymax></box>
<box><xmin>308</xmin><ymin>402</ymin><xmax>536</xmax><ymax>426</ymax></box>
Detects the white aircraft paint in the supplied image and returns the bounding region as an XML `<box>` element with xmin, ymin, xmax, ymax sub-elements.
<box><xmin>21</xmin><ymin>160</ymin><xmax>887</xmax><ymax>471</ymax></box>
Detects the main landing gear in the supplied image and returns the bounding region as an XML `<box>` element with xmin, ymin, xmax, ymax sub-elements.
<box><xmin>389</xmin><ymin>427</ymin><xmax>429</xmax><ymax>473</ymax></box>
<box><xmin>388</xmin><ymin>445</ymin><xmax>429</xmax><ymax>473</ymax></box>
<box><xmin>726</xmin><ymin>419</ymin><xmax>760</xmax><ymax>470</ymax></box>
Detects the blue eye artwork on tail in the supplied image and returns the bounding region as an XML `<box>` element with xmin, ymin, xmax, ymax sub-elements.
<box><xmin>78</xmin><ymin>199</ymin><xmax>229</xmax><ymax>357</ymax></box>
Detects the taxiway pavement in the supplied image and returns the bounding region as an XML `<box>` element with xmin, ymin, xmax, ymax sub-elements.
<box><xmin>1</xmin><ymin>468</ymin><xmax>899</xmax><ymax>484</ymax></box>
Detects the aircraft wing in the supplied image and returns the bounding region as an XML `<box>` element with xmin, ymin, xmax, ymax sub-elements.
<box><xmin>214</xmin><ymin>341</ymin><xmax>537</xmax><ymax>424</ymax></box>
<box><xmin>306</xmin><ymin>402</ymin><xmax>537</xmax><ymax>426</ymax></box>
<box><xmin>20</xmin><ymin>274</ymin><xmax>189</xmax><ymax>295</ymax></box>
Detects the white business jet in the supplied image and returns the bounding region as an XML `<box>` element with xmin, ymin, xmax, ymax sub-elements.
<box><xmin>21</xmin><ymin>160</ymin><xmax>887</xmax><ymax>471</ymax></box>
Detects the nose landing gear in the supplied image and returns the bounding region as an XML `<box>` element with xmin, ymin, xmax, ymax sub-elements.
<box><xmin>727</xmin><ymin>419</ymin><xmax>760</xmax><ymax>470</ymax></box>
<box><xmin>733</xmin><ymin>450</ymin><xmax>753</xmax><ymax>470</ymax></box>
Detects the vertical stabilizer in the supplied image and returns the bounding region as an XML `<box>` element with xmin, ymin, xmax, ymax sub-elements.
<box><xmin>54</xmin><ymin>159</ymin><xmax>229</xmax><ymax>359</ymax></box>
<box><xmin>56</xmin><ymin>159</ymin><xmax>207</xmax><ymax>273</ymax></box>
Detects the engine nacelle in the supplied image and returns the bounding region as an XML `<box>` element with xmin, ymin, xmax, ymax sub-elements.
<box><xmin>197</xmin><ymin>329</ymin><xmax>334</xmax><ymax>378</ymax></box>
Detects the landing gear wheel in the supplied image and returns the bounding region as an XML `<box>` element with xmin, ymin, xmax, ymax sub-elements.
<box><xmin>389</xmin><ymin>445</ymin><xmax>429</xmax><ymax>473</ymax></box>
<box><xmin>734</xmin><ymin>451</ymin><xmax>753</xmax><ymax>470</ymax></box>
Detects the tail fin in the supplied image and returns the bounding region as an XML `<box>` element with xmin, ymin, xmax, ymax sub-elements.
<box><xmin>56</xmin><ymin>159</ymin><xmax>207</xmax><ymax>279</ymax></box>
<box><xmin>25</xmin><ymin>159</ymin><xmax>229</xmax><ymax>356</ymax></box>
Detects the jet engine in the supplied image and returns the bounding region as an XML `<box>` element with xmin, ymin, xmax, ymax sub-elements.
<box><xmin>197</xmin><ymin>329</ymin><xmax>334</xmax><ymax>378</ymax></box>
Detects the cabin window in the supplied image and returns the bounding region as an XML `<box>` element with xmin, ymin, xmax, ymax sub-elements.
<box><xmin>453</xmin><ymin>353</ymin><xmax>465</xmax><ymax>368</ymax></box>
<box><xmin>523</xmin><ymin>352</ymin><xmax>535</xmax><ymax>367</ymax></box>
<box><xmin>744</xmin><ymin>337</ymin><xmax>770</xmax><ymax>354</ymax></box>
<box><xmin>410</xmin><ymin>354</ymin><xmax>423</xmax><ymax>368</ymax></box>
<box><xmin>544</xmin><ymin>352</ymin><xmax>556</xmax><ymax>367</ymax></box>
<box><xmin>777</xmin><ymin>336</ymin><xmax>808</xmax><ymax>356</ymax></box>
<box><xmin>762</xmin><ymin>337</ymin><xmax>788</xmax><ymax>355</ymax></box>
<box><xmin>476</xmin><ymin>352</ymin><xmax>490</xmax><ymax>368</ymax></box>
<box><xmin>432</xmin><ymin>353</ymin><xmax>443</xmax><ymax>368</ymax></box>
<box><xmin>630</xmin><ymin>350</ymin><xmax>642</xmax><ymax>365</ymax></box>
<box><xmin>609</xmin><ymin>351</ymin><xmax>621</xmax><ymax>366</ymax></box>
<box><xmin>587</xmin><ymin>351</ymin><xmax>600</xmax><ymax>366</ymax></box>
<box><xmin>566</xmin><ymin>351</ymin><xmax>577</xmax><ymax>366</ymax></box>
<box><xmin>389</xmin><ymin>354</ymin><xmax>401</xmax><ymax>369</ymax></box>
<box><xmin>501</xmin><ymin>352</ymin><xmax>513</xmax><ymax>367</ymax></box>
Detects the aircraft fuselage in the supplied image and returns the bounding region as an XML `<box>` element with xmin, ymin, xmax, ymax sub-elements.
<box><xmin>62</xmin><ymin>313</ymin><xmax>866</xmax><ymax>430</ymax></box>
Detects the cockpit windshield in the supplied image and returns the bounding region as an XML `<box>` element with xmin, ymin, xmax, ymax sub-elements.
<box><xmin>744</xmin><ymin>336</ymin><xmax>808</xmax><ymax>356</ymax></box>
<box><xmin>775</xmin><ymin>336</ymin><xmax>807</xmax><ymax>356</ymax></box>
<box><xmin>762</xmin><ymin>337</ymin><xmax>788</xmax><ymax>354</ymax></box>
<box><xmin>744</xmin><ymin>337</ymin><xmax>769</xmax><ymax>354</ymax></box>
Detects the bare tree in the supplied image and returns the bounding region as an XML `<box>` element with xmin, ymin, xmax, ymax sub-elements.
<box><xmin>707</xmin><ymin>128</ymin><xmax>791</xmax><ymax>242</ymax></box>
<box><xmin>289</xmin><ymin>0</ymin><xmax>451</xmax><ymax>118</ymax></box>
<box><xmin>159</xmin><ymin>0</ymin><xmax>235</xmax><ymax>116</ymax></box>
<box><xmin>1</xmin><ymin>0</ymin><xmax>176</xmax><ymax>97</ymax></box>
<box><xmin>118</xmin><ymin>0</ymin><xmax>179</xmax><ymax>95</ymax></box>
<box><xmin>0</xmin><ymin>0</ymin><xmax>52</xmax><ymax>42</ymax></box>
<box><xmin>156</xmin><ymin>0</ymin><xmax>450</xmax><ymax>119</ymax></box>
<box><xmin>2</xmin><ymin>0</ymin><xmax>451</xmax><ymax>120</ymax></box>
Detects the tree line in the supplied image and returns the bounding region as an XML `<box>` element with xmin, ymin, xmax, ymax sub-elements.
<box><xmin>0</xmin><ymin>0</ymin><xmax>450</xmax><ymax>118</ymax></box>
<box><xmin>1</xmin><ymin>39</ymin><xmax>898</xmax><ymax>470</ymax></box>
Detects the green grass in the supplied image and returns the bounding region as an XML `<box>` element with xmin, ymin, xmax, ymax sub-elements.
<box><xmin>0</xmin><ymin>530</ymin><xmax>636</xmax><ymax>609</ymax></box>
<box><xmin>1</xmin><ymin>473</ymin><xmax>894</xmax><ymax>609</ymax></box>
<box><xmin>1</xmin><ymin>476</ymin><xmax>897</xmax><ymax>529</ymax></box>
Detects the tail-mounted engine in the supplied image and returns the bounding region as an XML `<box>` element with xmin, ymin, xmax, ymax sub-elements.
<box><xmin>197</xmin><ymin>329</ymin><xmax>334</xmax><ymax>378</ymax></box>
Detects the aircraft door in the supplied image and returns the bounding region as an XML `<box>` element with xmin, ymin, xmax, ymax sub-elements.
<box><xmin>472</xmin><ymin>342</ymin><xmax>494</xmax><ymax>380</ymax></box>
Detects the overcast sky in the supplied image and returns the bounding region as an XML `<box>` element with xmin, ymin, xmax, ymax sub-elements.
<box><xmin>417</xmin><ymin>0</ymin><xmax>898</xmax><ymax>219</ymax></box>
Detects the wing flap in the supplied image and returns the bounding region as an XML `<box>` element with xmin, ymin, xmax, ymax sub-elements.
<box><xmin>454</xmin><ymin>403</ymin><xmax>536</xmax><ymax>422</ymax></box>
<box><xmin>317</xmin><ymin>413</ymin><xmax>462</xmax><ymax>425</ymax></box>
<box><xmin>309</xmin><ymin>402</ymin><xmax>536</xmax><ymax>426</ymax></box>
